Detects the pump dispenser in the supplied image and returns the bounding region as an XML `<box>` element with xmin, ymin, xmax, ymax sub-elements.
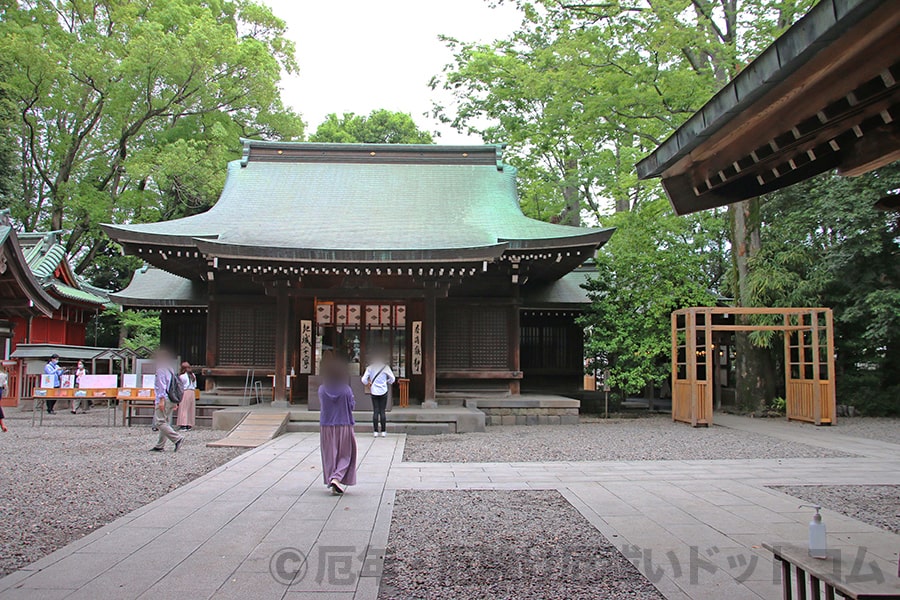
<box><xmin>799</xmin><ymin>504</ymin><xmax>827</xmax><ymax>558</ymax></box>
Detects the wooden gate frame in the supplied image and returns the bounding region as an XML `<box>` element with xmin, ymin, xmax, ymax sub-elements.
<box><xmin>671</xmin><ymin>307</ymin><xmax>836</xmax><ymax>427</ymax></box>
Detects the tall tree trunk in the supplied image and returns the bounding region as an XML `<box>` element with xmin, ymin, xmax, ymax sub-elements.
<box><xmin>730</xmin><ymin>198</ymin><xmax>775</xmax><ymax>411</ymax></box>
<box><xmin>560</xmin><ymin>157</ymin><xmax>581</xmax><ymax>226</ymax></box>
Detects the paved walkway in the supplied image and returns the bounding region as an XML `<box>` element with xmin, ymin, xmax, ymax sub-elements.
<box><xmin>1</xmin><ymin>416</ymin><xmax>898</xmax><ymax>600</ymax></box>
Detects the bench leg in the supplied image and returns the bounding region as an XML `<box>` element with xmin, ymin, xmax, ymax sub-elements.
<box><xmin>795</xmin><ymin>565</ymin><xmax>807</xmax><ymax>600</ymax></box>
<box><xmin>781</xmin><ymin>559</ymin><xmax>793</xmax><ymax>600</ymax></box>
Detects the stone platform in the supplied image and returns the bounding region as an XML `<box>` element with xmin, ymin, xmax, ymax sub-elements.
<box><xmin>209</xmin><ymin>394</ymin><xmax>582</xmax><ymax>435</ymax></box>
<box><xmin>211</xmin><ymin>405</ymin><xmax>486</xmax><ymax>435</ymax></box>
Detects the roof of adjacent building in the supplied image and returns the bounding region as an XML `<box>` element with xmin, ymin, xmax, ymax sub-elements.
<box><xmin>636</xmin><ymin>0</ymin><xmax>900</xmax><ymax>214</ymax></box>
<box><xmin>103</xmin><ymin>141</ymin><xmax>613</xmax><ymax>262</ymax></box>
<box><xmin>110</xmin><ymin>265</ymin><xmax>207</xmax><ymax>308</ymax></box>
<box><xmin>17</xmin><ymin>232</ymin><xmax>109</xmax><ymax>308</ymax></box>
<box><xmin>521</xmin><ymin>269</ymin><xmax>593</xmax><ymax>307</ymax></box>
<box><xmin>0</xmin><ymin>212</ymin><xmax>60</xmax><ymax>317</ymax></box>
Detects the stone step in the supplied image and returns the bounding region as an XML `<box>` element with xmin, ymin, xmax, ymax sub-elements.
<box><xmin>286</xmin><ymin>422</ymin><xmax>452</xmax><ymax>435</ymax></box>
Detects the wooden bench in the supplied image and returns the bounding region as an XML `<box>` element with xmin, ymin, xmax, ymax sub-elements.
<box><xmin>764</xmin><ymin>542</ymin><xmax>900</xmax><ymax>599</ymax></box>
<box><xmin>118</xmin><ymin>389</ymin><xmax>202</xmax><ymax>427</ymax></box>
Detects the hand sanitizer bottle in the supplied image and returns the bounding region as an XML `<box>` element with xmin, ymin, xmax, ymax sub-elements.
<box><xmin>799</xmin><ymin>504</ymin><xmax>827</xmax><ymax>558</ymax></box>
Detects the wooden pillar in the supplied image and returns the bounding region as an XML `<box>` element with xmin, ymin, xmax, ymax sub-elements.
<box><xmin>783</xmin><ymin>312</ymin><xmax>793</xmax><ymax>420</ymax></box>
<box><xmin>422</xmin><ymin>289</ymin><xmax>438</xmax><ymax>408</ymax></box>
<box><xmin>508</xmin><ymin>302</ymin><xmax>521</xmax><ymax>396</ymax></box>
<box><xmin>671</xmin><ymin>311</ymin><xmax>678</xmax><ymax>423</ymax></box>
<box><xmin>686</xmin><ymin>309</ymin><xmax>697</xmax><ymax>427</ymax></box>
<box><xmin>825</xmin><ymin>309</ymin><xmax>837</xmax><ymax>425</ymax></box>
<box><xmin>204</xmin><ymin>282</ymin><xmax>218</xmax><ymax>392</ymax></box>
<box><xmin>811</xmin><ymin>310</ymin><xmax>822</xmax><ymax>425</ymax></box>
<box><xmin>272</xmin><ymin>282</ymin><xmax>290</xmax><ymax>408</ymax></box>
<box><xmin>704</xmin><ymin>308</ymin><xmax>713</xmax><ymax>426</ymax></box>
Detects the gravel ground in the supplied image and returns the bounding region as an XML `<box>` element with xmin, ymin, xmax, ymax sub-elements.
<box><xmin>403</xmin><ymin>415</ymin><xmax>852</xmax><ymax>463</ymax></box>
<box><xmin>380</xmin><ymin>489</ymin><xmax>664</xmax><ymax>600</ymax></box>
<box><xmin>0</xmin><ymin>409</ymin><xmax>243</xmax><ymax>576</ymax></box>
<box><xmin>770</xmin><ymin>485</ymin><xmax>900</xmax><ymax>535</ymax></box>
<box><xmin>792</xmin><ymin>417</ymin><xmax>900</xmax><ymax>446</ymax></box>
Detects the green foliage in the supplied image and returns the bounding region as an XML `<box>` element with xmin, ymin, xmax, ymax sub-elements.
<box><xmin>310</xmin><ymin>110</ymin><xmax>433</xmax><ymax>144</ymax></box>
<box><xmin>748</xmin><ymin>164</ymin><xmax>900</xmax><ymax>415</ymax></box>
<box><xmin>119</xmin><ymin>309</ymin><xmax>161</xmax><ymax>351</ymax></box>
<box><xmin>432</xmin><ymin>0</ymin><xmax>814</xmax><ymax>222</ymax></box>
<box><xmin>0</xmin><ymin>0</ymin><xmax>304</xmax><ymax>286</ymax></box>
<box><xmin>770</xmin><ymin>396</ymin><xmax>786</xmax><ymax>414</ymax></box>
<box><xmin>580</xmin><ymin>199</ymin><xmax>718</xmax><ymax>394</ymax></box>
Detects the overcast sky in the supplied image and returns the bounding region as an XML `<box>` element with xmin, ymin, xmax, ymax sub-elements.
<box><xmin>259</xmin><ymin>0</ymin><xmax>522</xmax><ymax>143</ymax></box>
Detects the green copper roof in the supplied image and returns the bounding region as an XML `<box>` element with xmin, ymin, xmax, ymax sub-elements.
<box><xmin>111</xmin><ymin>266</ymin><xmax>207</xmax><ymax>307</ymax></box>
<box><xmin>47</xmin><ymin>281</ymin><xmax>107</xmax><ymax>306</ymax></box>
<box><xmin>103</xmin><ymin>142</ymin><xmax>612</xmax><ymax>256</ymax></box>
<box><xmin>521</xmin><ymin>270</ymin><xmax>593</xmax><ymax>307</ymax></box>
<box><xmin>15</xmin><ymin>231</ymin><xmax>109</xmax><ymax>307</ymax></box>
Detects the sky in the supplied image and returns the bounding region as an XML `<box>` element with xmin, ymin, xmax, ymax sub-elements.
<box><xmin>259</xmin><ymin>0</ymin><xmax>523</xmax><ymax>143</ymax></box>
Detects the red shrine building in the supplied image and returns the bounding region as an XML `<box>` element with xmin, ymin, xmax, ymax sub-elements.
<box><xmin>7</xmin><ymin>231</ymin><xmax>109</xmax><ymax>352</ymax></box>
<box><xmin>106</xmin><ymin>142</ymin><xmax>612</xmax><ymax>405</ymax></box>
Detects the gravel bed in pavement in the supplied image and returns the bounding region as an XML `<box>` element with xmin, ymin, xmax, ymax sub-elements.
<box><xmin>791</xmin><ymin>417</ymin><xmax>900</xmax><ymax>446</ymax></box>
<box><xmin>379</xmin><ymin>489</ymin><xmax>664</xmax><ymax>600</ymax></box>
<box><xmin>769</xmin><ymin>485</ymin><xmax>900</xmax><ymax>535</ymax></box>
<box><xmin>402</xmin><ymin>415</ymin><xmax>852</xmax><ymax>463</ymax></box>
<box><xmin>0</xmin><ymin>409</ymin><xmax>243</xmax><ymax>576</ymax></box>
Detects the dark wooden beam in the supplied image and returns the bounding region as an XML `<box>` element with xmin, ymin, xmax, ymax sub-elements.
<box><xmin>838</xmin><ymin>123</ymin><xmax>900</xmax><ymax>176</ymax></box>
<box><xmin>272</xmin><ymin>281</ymin><xmax>291</xmax><ymax>406</ymax></box>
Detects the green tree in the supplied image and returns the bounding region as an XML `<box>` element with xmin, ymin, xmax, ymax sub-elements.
<box><xmin>748</xmin><ymin>164</ymin><xmax>900</xmax><ymax>414</ymax></box>
<box><xmin>434</xmin><ymin>0</ymin><xmax>814</xmax><ymax>406</ymax></box>
<box><xmin>310</xmin><ymin>110</ymin><xmax>433</xmax><ymax>144</ymax></box>
<box><xmin>581</xmin><ymin>198</ymin><xmax>719</xmax><ymax>394</ymax></box>
<box><xmin>0</xmin><ymin>0</ymin><xmax>304</xmax><ymax>276</ymax></box>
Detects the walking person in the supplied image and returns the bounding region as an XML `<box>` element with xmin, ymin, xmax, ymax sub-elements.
<box><xmin>149</xmin><ymin>348</ymin><xmax>185</xmax><ymax>453</ymax></box>
<box><xmin>318</xmin><ymin>356</ymin><xmax>357</xmax><ymax>495</ymax></box>
<box><xmin>43</xmin><ymin>354</ymin><xmax>64</xmax><ymax>414</ymax></box>
<box><xmin>71</xmin><ymin>361</ymin><xmax>89</xmax><ymax>414</ymax></box>
<box><xmin>177</xmin><ymin>362</ymin><xmax>197</xmax><ymax>431</ymax></box>
<box><xmin>0</xmin><ymin>367</ymin><xmax>8</xmax><ymax>432</ymax></box>
<box><xmin>361</xmin><ymin>351</ymin><xmax>395</xmax><ymax>438</ymax></box>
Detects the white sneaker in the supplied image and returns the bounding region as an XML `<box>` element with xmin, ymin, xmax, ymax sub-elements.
<box><xmin>373</xmin><ymin>431</ymin><xmax>378</xmax><ymax>438</ymax></box>
<box><xmin>380</xmin><ymin>431</ymin><xmax>386</xmax><ymax>437</ymax></box>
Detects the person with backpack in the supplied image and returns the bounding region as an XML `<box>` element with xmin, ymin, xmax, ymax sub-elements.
<box><xmin>361</xmin><ymin>348</ymin><xmax>395</xmax><ymax>438</ymax></box>
<box><xmin>150</xmin><ymin>347</ymin><xmax>185</xmax><ymax>453</ymax></box>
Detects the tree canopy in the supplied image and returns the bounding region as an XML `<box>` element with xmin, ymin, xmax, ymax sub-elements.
<box><xmin>310</xmin><ymin>109</ymin><xmax>433</xmax><ymax>144</ymax></box>
<box><xmin>0</xmin><ymin>0</ymin><xmax>304</xmax><ymax>279</ymax></box>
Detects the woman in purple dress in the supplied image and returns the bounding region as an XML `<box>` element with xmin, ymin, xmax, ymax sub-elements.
<box><xmin>318</xmin><ymin>357</ymin><xmax>357</xmax><ymax>495</ymax></box>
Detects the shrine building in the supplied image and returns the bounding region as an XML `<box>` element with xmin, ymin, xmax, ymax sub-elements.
<box><xmin>105</xmin><ymin>141</ymin><xmax>612</xmax><ymax>405</ymax></box>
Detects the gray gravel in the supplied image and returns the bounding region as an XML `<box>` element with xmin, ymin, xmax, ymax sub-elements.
<box><xmin>792</xmin><ymin>417</ymin><xmax>900</xmax><ymax>446</ymax></box>
<box><xmin>403</xmin><ymin>416</ymin><xmax>853</xmax><ymax>463</ymax></box>
<box><xmin>0</xmin><ymin>409</ymin><xmax>243</xmax><ymax>576</ymax></box>
<box><xmin>770</xmin><ymin>485</ymin><xmax>900</xmax><ymax>535</ymax></box>
<box><xmin>379</xmin><ymin>489</ymin><xmax>664</xmax><ymax>600</ymax></box>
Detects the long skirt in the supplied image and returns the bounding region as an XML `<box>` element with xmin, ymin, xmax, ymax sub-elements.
<box><xmin>176</xmin><ymin>389</ymin><xmax>196</xmax><ymax>427</ymax></box>
<box><xmin>320</xmin><ymin>425</ymin><xmax>357</xmax><ymax>486</ymax></box>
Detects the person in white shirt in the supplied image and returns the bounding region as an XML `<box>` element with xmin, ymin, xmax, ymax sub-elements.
<box><xmin>71</xmin><ymin>361</ymin><xmax>89</xmax><ymax>414</ymax></box>
<box><xmin>177</xmin><ymin>362</ymin><xmax>197</xmax><ymax>431</ymax></box>
<box><xmin>361</xmin><ymin>350</ymin><xmax>395</xmax><ymax>437</ymax></box>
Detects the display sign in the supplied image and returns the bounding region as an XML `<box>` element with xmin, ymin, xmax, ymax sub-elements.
<box><xmin>412</xmin><ymin>321</ymin><xmax>422</xmax><ymax>375</ymax></box>
<box><xmin>299</xmin><ymin>320</ymin><xmax>313</xmax><ymax>374</ymax></box>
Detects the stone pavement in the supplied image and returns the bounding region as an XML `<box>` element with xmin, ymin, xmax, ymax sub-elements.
<box><xmin>1</xmin><ymin>415</ymin><xmax>898</xmax><ymax>600</ymax></box>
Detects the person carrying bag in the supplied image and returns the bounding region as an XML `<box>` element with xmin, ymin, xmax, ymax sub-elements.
<box><xmin>361</xmin><ymin>352</ymin><xmax>395</xmax><ymax>438</ymax></box>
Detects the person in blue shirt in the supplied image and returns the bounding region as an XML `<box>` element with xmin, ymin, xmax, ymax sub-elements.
<box><xmin>43</xmin><ymin>354</ymin><xmax>64</xmax><ymax>414</ymax></box>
